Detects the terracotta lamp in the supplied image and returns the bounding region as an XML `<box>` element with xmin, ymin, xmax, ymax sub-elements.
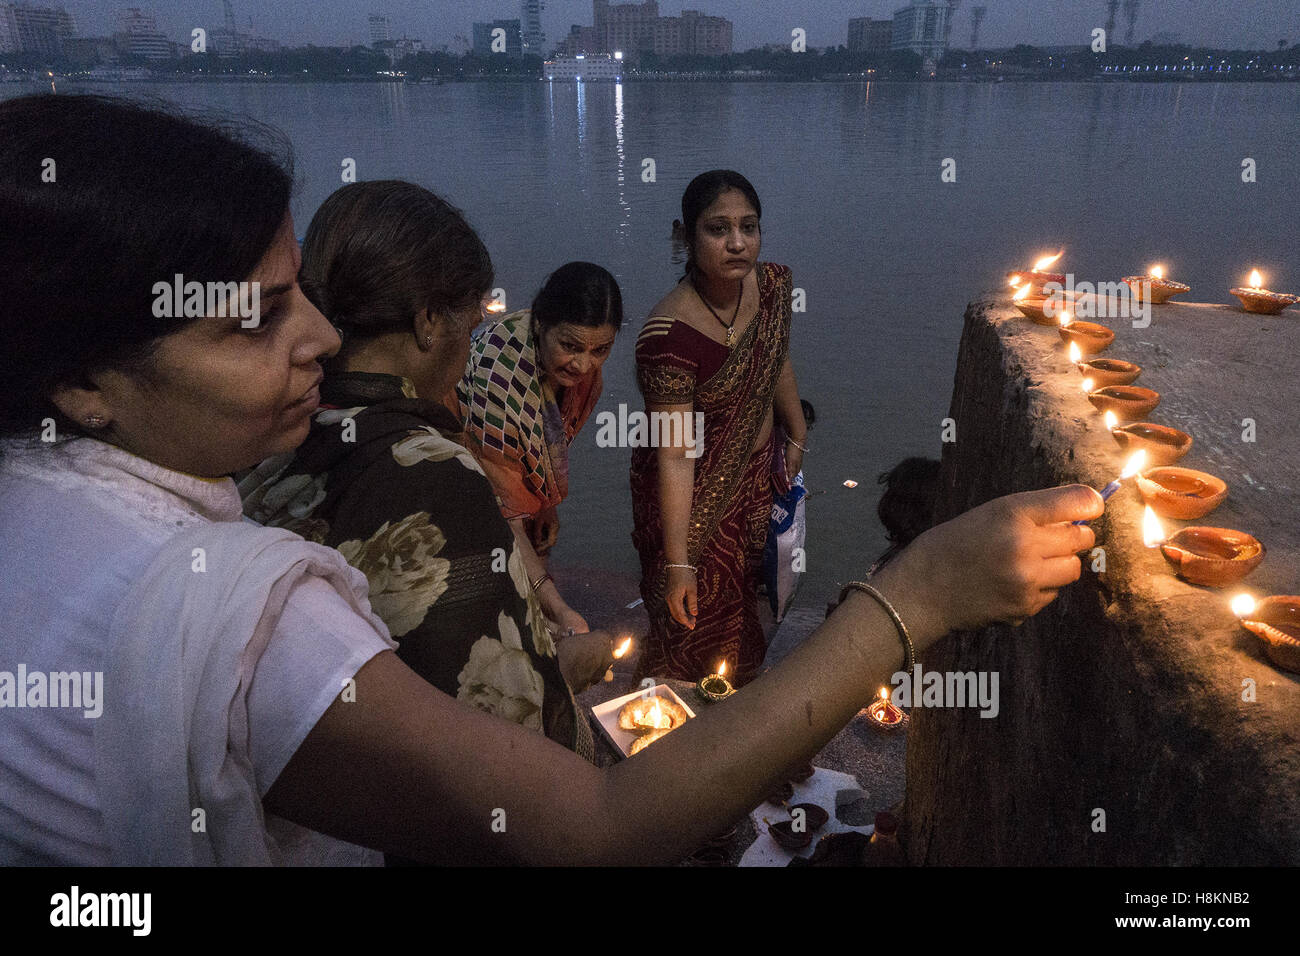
<box><xmin>1230</xmin><ymin>270</ymin><xmax>1299</xmax><ymax>315</ymax></box>
<box><xmin>1058</xmin><ymin>319</ymin><xmax>1115</xmax><ymax>355</ymax></box>
<box><xmin>1136</xmin><ymin>466</ymin><xmax>1227</xmax><ymax>520</ymax></box>
<box><xmin>1076</xmin><ymin>355</ymin><xmax>1141</xmax><ymax>387</ymax></box>
<box><xmin>1233</xmin><ymin>595</ymin><xmax>1300</xmax><ymax>674</ymax></box>
<box><xmin>1123</xmin><ymin>265</ymin><xmax>1190</xmax><ymax>304</ymax></box>
<box><xmin>1087</xmin><ymin>385</ymin><xmax>1161</xmax><ymax>421</ymax></box>
<box><xmin>1159</xmin><ymin>527</ymin><xmax>1264</xmax><ymax>588</ymax></box>
<box><xmin>1109</xmin><ymin>422</ymin><xmax>1193</xmax><ymax>466</ymax></box>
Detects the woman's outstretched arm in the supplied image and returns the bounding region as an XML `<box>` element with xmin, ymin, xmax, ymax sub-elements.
<box><xmin>651</xmin><ymin>398</ymin><xmax>699</xmax><ymax>628</ymax></box>
<box><xmin>265</xmin><ymin>484</ymin><xmax>1102</xmax><ymax>865</ymax></box>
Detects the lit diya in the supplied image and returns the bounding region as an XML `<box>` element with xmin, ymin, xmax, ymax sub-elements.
<box><xmin>696</xmin><ymin>659</ymin><xmax>735</xmax><ymax>702</ymax></box>
<box><xmin>1058</xmin><ymin>316</ymin><xmax>1114</xmax><ymax>355</ymax></box>
<box><xmin>1013</xmin><ymin>283</ymin><xmax>1080</xmax><ymax>326</ymax></box>
<box><xmin>1109</xmin><ymin>419</ymin><xmax>1193</xmax><ymax>465</ymax></box>
<box><xmin>1087</xmin><ymin>385</ymin><xmax>1160</xmax><ymax>421</ymax></box>
<box><xmin>1156</xmin><ymin>526</ymin><xmax>1264</xmax><ymax>588</ymax></box>
<box><xmin>1136</xmin><ymin>466</ymin><xmax>1227</xmax><ymax>520</ymax></box>
<box><xmin>1232</xmin><ymin>594</ymin><xmax>1300</xmax><ymax>674</ymax></box>
<box><xmin>604</xmin><ymin>636</ymin><xmax>634</xmax><ymax>682</ymax></box>
<box><xmin>618</xmin><ymin>695</ymin><xmax>688</xmax><ymax>736</ymax></box>
<box><xmin>864</xmin><ymin>687</ymin><xmax>906</xmax><ymax>731</ymax></box>
<box><xmin>1229</xmin><ymin>269</ymin><xmax>1299</xmax><ymax>315</ymax></box>
<box><xmin>1006</xmin><ymin>250</ymin><xmax>1066</xmax><ymax>296</ymax></box>
<box><xmin>1122</xmin><ymin>265</ymin><xmax>1190</xmax><ymax>304</ymax></box>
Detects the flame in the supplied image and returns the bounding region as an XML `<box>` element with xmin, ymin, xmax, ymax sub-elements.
<box><xmin>486</xmin><ymin>298</ymin><xmax>507</xmax><ymax>313</ymax></box>
<box><xmin>1033</xmin><ymin>250</ymin><xmax>1064</xmax><ymax>272</ymax></box>
<box><xmin>1142</xmin><ymin>505</ymin><xmax>1166</xmax><ymax>548</ymax></box>
<box><xmin>1120</xmin><ymin>449</ymin><xmax>1147</xmax><ymax>479</ymax></box>
<box><xmin>1150</xmin><ymin>265</ymin><xmax>1164</xmax><ymax>280</ymax></box>
<box><xmin>1249</xmin><ymin>269</ymin><xmax>1263</xmax><ymax>290</ymax></box>
<box><xmin>1058</xmin><ymin>310</ymin><xmax>1073</xmax><ymax>328</ymax></box>
<box><xmin>1008</xmin><ymin>273</ymin><xmax>1022</xmax><ymax>288</ymax></box>
<box><xmin>1068</xmin><ymin>341</ymin><xmax>1083</xmax><ymax>364</ymax></box>
<box><xmin>1013</xmin><ymin>284</ymin><xmax>1032</xmax><ymax>302</ymax></box>
<box><xmin>1081</xmin><ymin>377</ymin><xmax>1095</xmax><ymax>393</ymax></box>
<box><xmin>878</xmin><ymin>687</ymin><xmax>889</xmax><ymax>701</ymax></box>
<box><xmin>1230</xmin><ymin>593</ymin><xmax>1257</xmax><ymax>618</ymax></box>
<box><xmin>613</xmin><ymin>637</ymin><xmax>632</xmax><ymax>659</ymax></box>
<box><xmin>718</xmin><ymin>660</ymin><xmax>727</xmax><ymax>677</ymax></box>
<box><xmin>1103</xmin><ymin>410</ymin><xmax>1119</xmax><ymax>430</ymax></box>
<box><xmin>647</xmin><ymin>700</ymin><xmax>664</xmax><ymax>727</ymax></box>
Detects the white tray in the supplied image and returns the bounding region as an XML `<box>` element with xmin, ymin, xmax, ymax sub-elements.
<box><xmin>591</xmin><ymin>683</ymin><xmax>697</xmax><ymax>759</ymax></box>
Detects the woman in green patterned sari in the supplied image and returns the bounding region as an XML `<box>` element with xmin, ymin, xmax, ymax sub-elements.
<box><xmin>241</xmin><ymin>181</ymin><xmax>615</xmax><ymax>771</ymax></box>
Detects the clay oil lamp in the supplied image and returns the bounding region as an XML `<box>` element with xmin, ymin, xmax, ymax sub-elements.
<box><xmin>1071</xmin><ymin>341</ymin><xmax>1140</xmax><ymax>385</ymax></box>
<box><xmin>1058</xmin><ymin>314</ymin><xmax>1115</xmax><ymax>355</ymax></box>
<box><xmin>1230</xmin><ymin>269</ymin><xmax>1299</xmax><ymax>315</ymax></box>
<box><xmin>1006</xmin><ymin>250</ymin><xmax>1065</xmax><ymax>296</ymax></box>
<box><xmin>696</xmin><ymin>659</ymin><xmax>735</xmax><ymax>703</ymax></box>
<box><xmin>1087</xmin><ymin>385</ymin><xmax>1161</xmax><ymax>421</ymax></box>
<box><xmin>1232</xmin><ymin>594</ymin><xmax>1300</xmax><ymax>674</ymax></box>
<box><xmin>1109</xmin><ymin>420</ymin><xmax>1193</xmax><ymax>466</ymax></box>
<box><xmin>789</xmin><ymin>803</ymin><xmax>830</xmax><ymax>831</ymax></box>
<box><xmin>1123</xmin><ymin>265</ymin><xmax>1190</xmax><ymax>305</ymax></box>
<box><xmin>864</xmin><ymin>687</ymin><xmax>906</xmax><ymax>732</ymax></box>
<box><xmin>1136</xmin><ymin>466</ymin><xmax>1228</xmax><ymax>520</ymax></box>
<box><xmin>1158</xmin><ymin>527</ymin><xmax>1264</xmax><ymax>587</ymax></box>
<box><xmin>1012</xmin><ymin>283</ymin><xmax>1055</xmax><ymax>325</ymax></box>
<box><xmin>767</xmin><ymin>819</ymin><xmax>813</xmax><ymax>851</ymax></box>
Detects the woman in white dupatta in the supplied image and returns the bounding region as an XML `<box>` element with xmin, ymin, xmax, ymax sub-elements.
<box><xmin>0</xmin><ymin>92</ymin><xmax>1104</xmax><ymax>865</ymax></box>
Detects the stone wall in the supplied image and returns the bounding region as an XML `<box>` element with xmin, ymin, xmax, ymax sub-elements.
<box><xmin>901</xmin><ymin>296</ymin><xmax>1300</xmax><ymax>865</ymax></box>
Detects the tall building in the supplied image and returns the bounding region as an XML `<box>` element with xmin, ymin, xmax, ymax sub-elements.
<box><xmin>590</xmin><ymin>1</ymin><xmax>730</xmax><ymax>58</ymax></box>
<box><xmin>520</xmin><ymin>0</ymin><xmax>545</xmax><ymax>54</ymax></box>
<box><xmin>472</xmin><ymin>19</ymin><xmax>522</xmax><ymax>56</ymax></box>
<box><xmin>678</xmin><ymin>9</ymin><xmax>730</xmax><ymax>55</ymax></box>
<box><xmin>114</xmin><ymin>7</ymin><xmax>171</xmax><ymax>60</ymax></box>
<box><xmin>891</xmin><ymin>0</ymin><xmax>951</xmax><ymax>61</ymax></box>
<box><xmin>848</xmin><ymin>17</ymin><xmax>892</xmax><ymax>53</ymax></box>
<box><xmin>0</xmin><ymin>2</ymin><xmax>76</xmax><ymax>57</ymax></box>
<box><xmin>368</xmin><ymin>13</ymin><xmax>391</xmax><ymax>47</ymax></box>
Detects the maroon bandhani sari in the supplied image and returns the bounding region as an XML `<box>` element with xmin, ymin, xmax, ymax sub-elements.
<box><xmin>630</xmin><ymin>262</ymin><xmax>793</xmax><ymax>687</ymax></box>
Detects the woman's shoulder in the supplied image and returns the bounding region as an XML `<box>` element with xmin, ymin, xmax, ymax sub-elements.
<box><xmin>759</xmin><ymin>262</ymin><xmax>793</xmax><ymax>284</ymax></box>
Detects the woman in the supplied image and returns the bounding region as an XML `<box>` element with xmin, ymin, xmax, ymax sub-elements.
<box><xmin>0</xmin><ymin>93</ymin><xmax>1102</xmax><ymax>865</ymax></box>
<box><xmin>630</xmin><ymin>171</ymin><xmax>808</xmax><ymax>687</ymax></box>
<box><xmin>239</xmin><ymin>181</ymin><xmax>611</xmax><ymax>779</ymax></box>
<box><xmin>453</xmin><ymin>263</ymin><xmax>619</xmax><ymax>635</ymax></box>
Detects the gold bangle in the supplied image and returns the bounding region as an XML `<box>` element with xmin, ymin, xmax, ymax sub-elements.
<box><xmin>837</xmin><ymin>581</ymin><xmax>915</xmax><ymax>675</ymax></box>
<box><xmin>530</xmin><ymin>572</ymin><xmax>553</xmax><ymax>592</ymax></box>
<box><xmin>785</xmin><ymin>437</ymin><xmax>808</xmax><ymax>453</ymax></box>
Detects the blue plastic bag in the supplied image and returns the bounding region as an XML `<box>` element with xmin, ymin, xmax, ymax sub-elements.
<box><xmin>762</xmin><ymin>471</ymin><xmax>806</xmax><ymax>622</ymax></box>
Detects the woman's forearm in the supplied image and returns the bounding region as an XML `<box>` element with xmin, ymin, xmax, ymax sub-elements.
<box><xmin>657</xmin><ymin>452</ymin><xmax>695</xmax><ymax>564</ymax></box>
<box><xmin>773</xmin><ymin>356</ymin><xmax>805</xmax><ymax>441</ymax></box>
<box><xmin>508</xmin><ymin>516</ymin><xmax>568</xmax><ymax>619</ymax></box>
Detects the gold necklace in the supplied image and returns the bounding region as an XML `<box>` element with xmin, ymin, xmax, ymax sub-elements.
<box><xmin>692</xmin><ymin>274</ymin><xmax>743</xmax><ymax>346</ymax></box>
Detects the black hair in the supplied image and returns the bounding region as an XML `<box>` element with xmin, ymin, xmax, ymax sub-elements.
<box><xmin>299</xmin><ymin>180</ymin><xmax>493</xmax><ymax>350</ymax></box>
<box><xmin>530</xmin><ymin>261</ymin><xmax>622</xmax><ymax>335</ymax></box>
<box><xmin>679</xmin><ymin>169</ymin><xmax>762</xmax><ymax>278</ymax></box>
<box><xmin>0</xmin><ymin>93</ymin><xmax>293</xmax><ymax>442</ymax></box>
<box><xmin>876</xmin><ymin>456</ymin><xmax>941</xmax><ymax>546</ymax></box>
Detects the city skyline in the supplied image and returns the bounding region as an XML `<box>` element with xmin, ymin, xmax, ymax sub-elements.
<box><xmin>39</xmin><ymin>1</ymin><xmax>1300</xmax><ymax>54</ymax></box>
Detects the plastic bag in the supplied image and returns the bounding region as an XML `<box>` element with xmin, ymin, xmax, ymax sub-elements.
<box><xmin>762</xmin><ymin>470</ymin><xmax>806</xmax><ymax>622</ymax></box>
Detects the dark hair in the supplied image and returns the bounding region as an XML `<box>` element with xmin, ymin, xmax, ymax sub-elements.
<box><xmin>299</xmin><ymin>180</ymin><xmax>492</xmax><ymax>351</ymax></box>
<box><xmin>680</xmin><ymin>169</ymin><xmax>762</xmax><ymax>278</ymax></box>
<box><xmin>530</xmin><ymin>261</ymin><xmax>622</xmax><ymax>335</ymax></box>
<box><xmin>0</xmin><ymin>93</ymin><xmax>294</xmax><ymax>442</ymax></box>
<box><xmin>876</xmin><ymin>457</ymin><xmax>941</xmax><ymax>546</ymax></box>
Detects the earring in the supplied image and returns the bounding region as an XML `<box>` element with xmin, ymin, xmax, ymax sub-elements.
<box><xmin>83</xmin><ymin>415</ymin><xmax>107</xmax><ymax>428</ymax></box>
<box><xmin>424</xmin><ymin>335</ymin><xmax>433</xmax><ymax>348</ymax></box>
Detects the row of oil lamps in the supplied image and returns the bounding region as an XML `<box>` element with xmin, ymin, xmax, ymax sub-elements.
<box><xmin>1008</xmin><ymin>252</ymin><xmax>1300</xmax><ymax>676</ymax></box>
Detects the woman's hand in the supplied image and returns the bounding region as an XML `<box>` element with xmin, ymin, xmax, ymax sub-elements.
<box><xmin>530</xmin><ymin>506</ymin><xmax>559</xmax><ymax>554</ymax></box>
<box><xmin>783</xmin><ymin>441</ymin><xmax>803</xmax><ymax>484</ymax></box>
<box><xmin>556</xmin><ymin>629</ymin><xmax>617</xmax><ymax>692</ymax></box>
<box><xmin>870</xmin><ymin>484</ymin><xmax>1104</xmax><ymax>647</ymax></box>
<box><xmin>664</xmin><ymin>565</ymin><xmax>698</xmax><ymax>630</ymax></box>
<box><xmin>555</xmin><ymin>607</ymin><xmax>590</xmax><ymax>636</ymax></box>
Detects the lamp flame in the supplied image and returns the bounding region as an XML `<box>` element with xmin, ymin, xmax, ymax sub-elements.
<box><xmin>1081</xmin><ymin>377</ymin><xmax>1095</xmax><ymax>393</ymax></box>
<box><xmin>486</xmin><ymin>298</ymin><xmax>507</xmax><ymax>313</ymax></box>
<box><xmin>1033</xmin><ymin>250</ymin><xmax>1064</xmax><ymax>272</ymax></box>
<box><xmin>878</xmin><ymin>687</ymin><xmax>889</xmax><ymax>701</ymax></box>
<box><xmin>1013</xmin><ymin>283</ymin><xmax>1032</xmax><ymax>302</ymax></box>
<box><xmin>1103</xmin><ymin>410</ymin><xmax>1119</xmax><ymax>430</ymax></box>
<box><xmin>1068</xmin><ymin>341</ymin><xmax>1082</xmax><ymax>364</ymax></box>
<box><xmin>1058</xmin><ymin>310</ymin><xmax>1073</xmax><ymax>328</ymax></box>
<box><xmin>1249</xmin><ymin>269</ymin><xmax>1263</xmax><ymax>290</ymax></box>
<box><xmin>1142</xmin><ymin>505</ymin><xmax>1166</xmax><ymax>548</ymax></box>
<box><xmin>1230</xmin><ymin>593</ymin><xmax>1257</xmax><ymax>618</ymax></box>
<box><xmin>717</xmin><ymin>660</ymin><xmax>727</xmax><ymax>677</ymax></box>
<box><xmin>1150</xmin><ymin>265</ymin><xmax>1164</xmax><ymax>280</ymax></box>
<box><xmin>1008</xmin><ymin>274</ymin><xmax>1022</xmax><ymax>288</ymax></box>
<box><xmin>1120</xmin><ymin>449</ymin><xmax>1147</xmax><ymax>479</ymax></box>
<box><xmin>613</xmin><ymin>637</ymin><xmax>632</xmax><ymax>659</ymax></box>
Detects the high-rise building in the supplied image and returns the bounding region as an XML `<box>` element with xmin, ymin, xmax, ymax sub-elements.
<box><xmin>114</xmin><ymin>7</ymin><xmax>171</xmax><ymax>60</ymax></box>
<box><xmin>891</xmin><ymin>0</ymin><xmax>951</xmax><ymax>61</ymax></box>
<box><xmin>678</xmin><ymin>9</ymin><xmax>730</xmax><ymax>55</ymax></box>
<box><xmin>520</xmin><ymin>0</ymin><xmax>545</xmax><ymax>54</ymax></box>
<box><xmin>368</xmin><ymin>13</ymin><xmax>391</xmax><ymax>47</ymax></box>
<box><xmin>848</xmin><ymin>17</ymin><xmax>893</xmax><ymax>53</ymax></box>
<box><xmin>0</xmin><ymin>2</ymin><xmax>76</xmax><ymax>57</ymax></box>
<box><xmin>472</xmin><ymin>19</ymin><xmax>522</xmax><ymax>57</ymax></box>
<box><xmin>590</xmin><ymin>1</ymin><xmax>730</xmax><ymax>58</ymax></box>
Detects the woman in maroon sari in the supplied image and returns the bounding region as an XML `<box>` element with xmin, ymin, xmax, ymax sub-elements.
<box><xmin>631</xmin><ymin>171</ymin><xmax>808</xmax><ymax>687</ymax></box>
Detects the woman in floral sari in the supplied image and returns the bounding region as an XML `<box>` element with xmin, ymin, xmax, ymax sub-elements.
<box><xmin>241</xmin><ymin>182</ymin><xmax>613</xmax><ymax>779</ymax></box>
<box><xmin>631</xmin><ymin>171</ymin><xmax>809</xmax><ymax>687</ymax></box>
